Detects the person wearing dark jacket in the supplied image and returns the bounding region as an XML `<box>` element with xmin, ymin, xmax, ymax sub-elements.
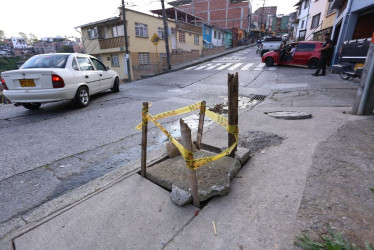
<box><xmin>312</xmin><ymin>33</ymin><xmax>333</xmax><ymax>76</ymax></box>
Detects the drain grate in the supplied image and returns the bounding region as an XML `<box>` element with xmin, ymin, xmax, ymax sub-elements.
<box><xmin>251</xmin><ymin>95</ymin><xmax>267</xmax><ymax>101</ymax></box>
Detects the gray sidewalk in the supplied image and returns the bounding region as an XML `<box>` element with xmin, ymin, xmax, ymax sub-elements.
<box><xmin>2</xmin><ymin>72</ymin><xmax>373</xmax><ymax>249</ymax></box>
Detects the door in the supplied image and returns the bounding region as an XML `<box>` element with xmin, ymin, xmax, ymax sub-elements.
<box><xmin>292</xmin><ymin>43</ymin><xmax>316</xmax><ymax>65</ymax></box>
<box><xmin>90</xmin><ymin>57</ymin><xmax>113</xmax><ymax>90</ymax></box>
<box><xmin>76</xmin><ymin>56</ymin><xmax>100</xmax><ymax>94</ymax></box>
<box><xmin>171</xmin><ymin>29</ymin><xmax>177</xmax><ymax>50</ymax></box>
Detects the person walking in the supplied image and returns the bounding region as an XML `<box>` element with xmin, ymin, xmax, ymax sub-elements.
<box><xmin>312</xmin><ymin>33</ymin><xmax>333</xmax><ymax>76</ymax></box>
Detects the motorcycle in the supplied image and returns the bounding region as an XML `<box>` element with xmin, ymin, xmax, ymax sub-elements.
<box><xmin>337</xmin><ymin>62</ymin><xmax>364</xmax><ymax>80</ymax></box>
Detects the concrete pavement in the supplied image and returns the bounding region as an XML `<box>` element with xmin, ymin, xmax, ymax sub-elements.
<box><xmin>2</xmin><ymin>50</ymin><xmax>374</xmax><ymax>249</ymax></box>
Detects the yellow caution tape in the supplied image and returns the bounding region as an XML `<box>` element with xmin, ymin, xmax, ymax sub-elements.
<box><xmin>135</xmin><ymin>102</ymin><xmax>239</xmax><ymax>170</ymax></box>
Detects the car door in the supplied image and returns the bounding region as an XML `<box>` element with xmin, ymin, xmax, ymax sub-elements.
<box><xmin>76</xmin><ymin>56</ymin><xmax>100</xmax><ymax>94</ymax></box>
<box><xmin>90</xmin><ymin>57</ymin><xmax>113</xmax><ymax>90</ymax></box>
<box><xmin>292</xmin><ymin>43</ymin><xmax>316</xmax><ymax>65</ymax></box>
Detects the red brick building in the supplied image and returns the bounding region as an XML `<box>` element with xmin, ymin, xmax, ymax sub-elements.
<box><xmin>252</xmin><ymin>6</ymin><xmax>277</xmax><ymax>32</ymax></box>
<box><xmin>169</xmin><ymin>0</ymin><xmax>253</xmax><ymax>30</ymax></box>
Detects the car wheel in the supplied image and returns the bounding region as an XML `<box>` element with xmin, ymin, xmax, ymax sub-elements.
<box><xmin>74</xmin><ymin>86</ymin><xmax>89</xmax><ymax>108</ymax></box>
<box><xmin>265</xmin><ymin>57</ymin><xmax>274</xmax><ymax>67</ymax></box>
<box><xmin>111</xmin><ymin>77</ymin><xmax>120</xmax><ymax>93</ymax></box>
<box><xmin>21</xmin><ymin>103</ymin><xmax>41</xmax><ymax>110</ymax></box>
<box><xmin>307</xmin><ymin>58</ymin><xmax>319</xmax><ymax>69</ymax></box>
<box><xmin>339</xmin><ymin>71</ymin><xmax>351</xmax><ymax>80</ymax></box>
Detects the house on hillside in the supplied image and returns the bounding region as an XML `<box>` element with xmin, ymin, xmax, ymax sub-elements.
<box><xmin>76</xmin><ymin>8</ymin><xmax>203</xmax><ymax>81</ymax></box>
<box><xmin>294</xmin><ymin>0</ymin><xmax>310</xmax><ymax>41</ymax></box>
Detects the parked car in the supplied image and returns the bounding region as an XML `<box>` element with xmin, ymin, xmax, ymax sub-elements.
<box><xmin>262</xmin><ymin>41</ymin><xmax>323</xmax><ymax>68</ymax></box>
<box><xmin>0</xmin><ymin>53</ymin><xmax>119</xmax><ymax>110</ymax></box>
<box><xmin>259</xmin><ymin>36</ymin><xmax>283</xmax><ymax>57</ymax></box>
<box><xmin>332</xmin><ymin>37</ymin><xmax>371</xmax><ymax>80</ymax></box>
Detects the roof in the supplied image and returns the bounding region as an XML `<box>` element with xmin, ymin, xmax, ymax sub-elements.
<box><xmin>293</xmin><ymin>0</ymin><xmax>304</xmax><ymax>7</ymax></box>
<box><xmin>75</xmin><ymin>16</ymin><xmax>120</xmax><ymax>29</ymax></box>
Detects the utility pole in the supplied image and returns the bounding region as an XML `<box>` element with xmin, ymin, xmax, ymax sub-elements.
<box><xmin>121</xmin><ymin>0</ymin><xmax>132</xmax><ymax>82</ymax></box>
<box><xmin>260</xmin><ymin>0</ymin><xmax>266</xmax><ymax>37</ymax></box>
<box><xmin>161</xmin><ymin>0</ymin><xmax>171</xmax><ymax>70</ymax></box>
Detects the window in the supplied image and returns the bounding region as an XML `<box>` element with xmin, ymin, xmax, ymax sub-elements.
<box><xmin>205</xmin><ymin>28</ymin><xmax>209</xmax><ymax>35</ymax></box>
<box><xmin>77</xmin><ymin>57</ymin><xmax>95</xmax><ymax>71</ymax></box>
<box><xmin>91</xmin><ymin>58</ymin><xmax>106</xmax><ymax>71</ymax></box>
<box><xmin>111</xmin><ymin>54</ymin><xmax>120</xmax><ymax>67</ymax></box>
<box><xmin>158</xmin><ymin>27</ymin><xmax>165</xmax><ymax>39</ymax></box>
<box><xmin>304</xmin><ymin>0</ymin><xmax>309</xmax><ymax>9</ymax></box>
<box><xmin>297</xmin><ymin>43</ymin><xmax>316</xmax><ymax>51</ymax></box>
<box><xmin>88</xmin><ymin>27</ymin><xmax>98</xmax><ymax>39</ymax></box>
<box><xmin>72</xmin><ymin>58</ymin><xmax>80</xmax><ymax>71</ymax></box>
<box><xmin>214</xmin><ymin>30</ymin><xmax>217</xmax><ymax>39</ymax></box>
<box><xmin>21</xmin><ymin>54</ymin><xmax>69</xmax><ymax>69</ymax></box>
<box><xmin>112</xmin><ymin>25</ymin><xmax>124</xmax><ymax>38</ymax></box>
<box><xmin>311</xmin><ymin>13</ymin><xmax>320</xmax><ymax>29</ymax></box>
<box><xmin>179</xmin><ymin>31</ymin><xmax>186</xmax><ymax>43</ymax></box>
<box><xmin>194</xmin><ymin>35</ymin><xmax>199</xmax><ymax>45</ymax></box>
<box><xmin>135</xmin><ymin>23</ymin><xmax>148</xmax><ymax>37</ymax></box>
<box><xmin>301</xmin><ymin>20</ymin><xmax>305</xmax><ymax>29</ymax></box>
<box><xmin>138</xmin><ymin>53</ymin><xmax>149</xmax><ymax>65</ymax></box>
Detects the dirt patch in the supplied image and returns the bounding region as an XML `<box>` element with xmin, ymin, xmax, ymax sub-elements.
<box><xmin>297</xmin><ymin>118</ymin><xmax>374</xmax><ymax>248</ymax></box>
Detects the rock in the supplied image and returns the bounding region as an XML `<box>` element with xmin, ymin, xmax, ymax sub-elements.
<box><xmin>171</xmin><ymin>185</ymin><xmax>192</xmax><ymax>206</ymax></box>
<box><xmin>147</xmin><ymin>151</ymin><xmax>241</xmax><ymax>202</ymax></box>
<box><xmin>165</xmin><ymin>138</ymin><xmax>197</xmax><ymax>158</ymax></box>
<box><xmin>234</xmin><ymin>147</ymin><xmax>251</xmax><ymax>165</ymax></box>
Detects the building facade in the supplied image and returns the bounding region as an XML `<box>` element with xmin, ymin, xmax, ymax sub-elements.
<box><xmin>294</xmin><ymin>0</ymin><xmax>311</xmax><ymax>41</ymax></box>
<box><xmin>330</xmin><ymin>0</ymin><xmax>374</xmax><ymax>64</ymax></box>
<box><xmin>171</xmin><ymin>0</ymin><xmax>253</xmax><ymax>30</ymax></box>
<box><xmin>304</xmin><ymin>0</ymin><xmax>329</xmax><ymax>41</ymax></box>
<box><xmin>252</xmin><ymin>6</ymin><xmax>277</xmax><ymax>33</ymax></box>
<box><xmin>78</xmin><ymin>8</ymin><xmax>203</xmax><ymax>81</ymax></box>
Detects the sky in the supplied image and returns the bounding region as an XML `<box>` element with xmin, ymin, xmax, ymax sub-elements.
<box><xmin>1</xmin><ymin>0</ymin><xmax>298</xmax><ymax>39</ymax></box>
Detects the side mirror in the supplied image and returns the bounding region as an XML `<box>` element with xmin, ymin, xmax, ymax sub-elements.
<box><xmin>106</xmin><ymin>66</ymin><xmax>110</xmax><ymax>71</ymax></box>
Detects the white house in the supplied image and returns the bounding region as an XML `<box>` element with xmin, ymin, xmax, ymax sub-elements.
<box><xmin>11</xmin><ymin>37</ymin><xmax>32</xmax><ymax>49</ymax></box>
<box><xmin>294</xmin><ymin>0</ymin><xmax>311</xmax><ymax>41</ymax></box>
<box><xmin>211</xmin><ymin>27</ymin><xmax>225</xmax><ymax>47</ymax></box>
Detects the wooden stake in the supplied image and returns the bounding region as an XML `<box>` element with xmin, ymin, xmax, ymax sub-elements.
<box><xmin>196</xmin><ymin>101</ymin><xmax>206</xmax><ymax>150</ymax></box>
<box><xmin>228</xmin><ymin>73</ymin><xmax>239</xmax><ymax>157</ymax></box>
<box><xmin>180</xmin><ymin>119</ymin><xmax>200</xmax><ymax>208</ymax></box>
<box><xmin>141</xmin><ymin>102</ymin><xmax>149</xmax><ymax>177</ymax></box>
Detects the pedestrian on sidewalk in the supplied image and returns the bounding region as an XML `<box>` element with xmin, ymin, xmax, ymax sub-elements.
<box><xmin>312</xmin><ymin>33</ymin><xmax>333</xmax><ymax>76</ymax></box>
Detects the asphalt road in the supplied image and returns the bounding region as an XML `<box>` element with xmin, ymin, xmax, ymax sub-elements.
<box><xmin>0</xmin><ymin>47</ymin><xmax>315</xmax><ymax>226</ymax></box>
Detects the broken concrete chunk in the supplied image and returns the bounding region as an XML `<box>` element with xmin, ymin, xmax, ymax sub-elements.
<box><xmin>171</xmin><ymin>185</ymin><xmax>192</xmax><ymax>206</ymax></box>
<box><xmin>165</xmin><ymin>138</ymin><xmax>197</xmax><ymax>158</ymax></box>
<box><xmin>147</xmin><ymin>151</ymin><xmax>241</xmax><ymax>202</ymax></box>
<box><xmin>264</xmin><ymin>111</ymin><xmax>312</xmax><ymax>120</ymax></box>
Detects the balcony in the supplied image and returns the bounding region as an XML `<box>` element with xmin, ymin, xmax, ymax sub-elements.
<box><xmin>99</xmin><ymin>36</ymin><xmax>129</xmax><ymax>50</ymax></box>
<box><xmin>176</xmin><ymin>21</ymin><xmax>202</xmax><ymax>34</ymax></box>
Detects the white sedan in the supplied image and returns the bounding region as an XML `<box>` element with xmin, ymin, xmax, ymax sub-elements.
<box><xmin>0</xmin><ymin>53</ymin><xmax>120</xmax><ymax>109</ymax></box>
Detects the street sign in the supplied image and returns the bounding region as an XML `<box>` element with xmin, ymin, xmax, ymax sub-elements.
<box><xmin>151</xmin><ymin>33</ymin><xmax>161</xmax><ymax>46</ymax></box>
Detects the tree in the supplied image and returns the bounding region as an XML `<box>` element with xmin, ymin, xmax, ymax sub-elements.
<box><xmin>0</xmin><ymin>30</ymin><xmax>5</xmax><ymax>45</ymax></box>
<box><xmin>19</xmin><ymin>32</ymin><xmax>29</xmax><ymax>43</ymax></box>
<box><xmin>29</xmin><ymin>33</ymin><xmax>38</xmax><ymax>43</ymax></box>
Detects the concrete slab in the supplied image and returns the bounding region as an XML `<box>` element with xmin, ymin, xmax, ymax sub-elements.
<box><xmin>147</xmin><ymin>151</ymin><xmax>241</xmax><ymax>202</ymax></box>
<box><xmin>14</xmin><ymin>174</ymin><xmax>196</xmax><ymax>250</ymax></box>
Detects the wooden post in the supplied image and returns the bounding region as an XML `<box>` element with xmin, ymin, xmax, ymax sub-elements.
<box><xmin>180</xmin><ymin>119</ymin><xmax>200</xmax><ymax>208</ymax></box>
<box><xmin>141</xmin><ymin>102</ymin><xmax>149</xmax><ymax>177</ymax></box>
<box><xmin>195</xmin><ymin>101</ymin><xmax>206</xmax><ymax>150</ymax></box>
<box><xmin>228</xmin><ymin>73</ymin><xmax>238</xmax><ymax>157</ymax></box>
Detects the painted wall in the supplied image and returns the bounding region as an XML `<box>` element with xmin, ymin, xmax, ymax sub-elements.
<box><xmin>305</xmin><ymin>0</ymin><xmax>328</xmax><ymax>40</ymax></box>
<box><xmin>203</xmin><ymin>24</ymin><xmax>213</xmax><ymax>48</ymax></box>
<box><xmin>212</xmin><ymin>28</ymin><xmax>224</xmax><ymax>47</ymax></box>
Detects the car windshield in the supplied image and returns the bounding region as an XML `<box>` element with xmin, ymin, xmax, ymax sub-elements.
<box><xmin>21</xmin><ymin>54</ymin><xmax>69</xmax><ymax>69</ymax></box>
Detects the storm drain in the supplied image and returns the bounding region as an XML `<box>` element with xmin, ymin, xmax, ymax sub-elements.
<box><xmin>250</xmin><ymin>95</ymin><xmax>267</xmax><ymax>101</ymax></box>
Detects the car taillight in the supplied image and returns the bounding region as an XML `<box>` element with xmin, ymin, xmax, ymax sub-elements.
<box><xmin>52</xmin><ymin>74</ymin><xmax>65</xmax><ymax>88</ymax></box>
<box><xmin>1</xmin><ymin>77</ymin><xmax>8</xmax><ymax>90</ymax></box>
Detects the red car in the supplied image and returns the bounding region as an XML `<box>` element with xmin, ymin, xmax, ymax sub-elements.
<box><xmin>262</xmin><ymin>41</ymin><xmax>323</xmax><ymax>68</ymax></box>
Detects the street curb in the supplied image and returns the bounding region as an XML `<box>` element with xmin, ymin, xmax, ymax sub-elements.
<box><xmin>135</xmin><ymin>44</ymin><xmax>256</xmax><ymax>80</ymax></box>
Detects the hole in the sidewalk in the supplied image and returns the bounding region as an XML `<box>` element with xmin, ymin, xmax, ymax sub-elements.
<box><xmin>136</xmin><ymin>144</ymin><xmax>223</xmax><ymax>209</ymax></box>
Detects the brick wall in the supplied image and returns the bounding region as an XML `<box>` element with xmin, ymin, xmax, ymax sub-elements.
<box><xmin>201</xmin><ymin>46</ymin><xmax>225</xmax><ymax>57</ymax></box>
